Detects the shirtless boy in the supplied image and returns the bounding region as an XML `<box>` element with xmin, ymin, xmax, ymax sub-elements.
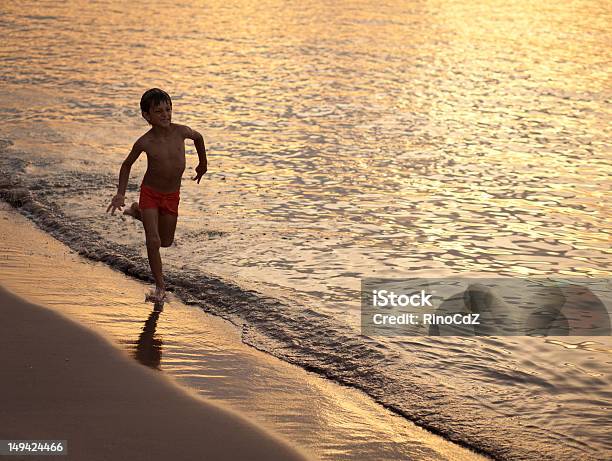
<box><xmin>106</xmin><ymin>88</ymin><xmax>207</xmax><ymax>302</ymax></box>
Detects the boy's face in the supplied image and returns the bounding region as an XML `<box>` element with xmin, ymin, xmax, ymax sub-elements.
<box><xmin>143</xmin><ymin>100</ymin><xmax>172</xmax><ymax>128</ymax></box>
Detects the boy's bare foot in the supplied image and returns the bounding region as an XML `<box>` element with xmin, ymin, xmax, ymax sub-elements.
<box><xmin>123</xmin><ymin>202</ymin><xmax>142</xmax><ymax>221</ymax></box>
<box><xmin>145</xmin><ymin>285</ymin><xmax>166</xmax><ymax>303</ymax></box>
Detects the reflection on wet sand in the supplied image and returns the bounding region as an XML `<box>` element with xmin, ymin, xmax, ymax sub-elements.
<box><xmin>133</xmin><ymin>301</ymin><xmax>164</xmax><ymax>370</ymax></box>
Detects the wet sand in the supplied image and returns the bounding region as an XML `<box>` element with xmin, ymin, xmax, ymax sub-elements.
<box><xmin>0</xmin><ymin>286</ymin><xmax>311</xmax><ymax>461</ymax></box>
<box><xmin>0</xmin><ymin>202</ymin><xmax>487</xmax><ymax>460</ymax></box>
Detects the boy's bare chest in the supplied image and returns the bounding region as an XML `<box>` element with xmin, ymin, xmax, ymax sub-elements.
<box><xmin>145</xmin><ymin>139</ymin><xmax>185</xmax><ymax>163</ymax></box>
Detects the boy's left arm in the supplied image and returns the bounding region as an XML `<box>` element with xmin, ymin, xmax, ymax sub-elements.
<box><xmin>181</xmin><ymin>125</ymin><xmax>207</xmax><ymax>184</ymax></box>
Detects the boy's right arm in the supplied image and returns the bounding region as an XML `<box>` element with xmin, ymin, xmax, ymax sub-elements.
<box><xmin>106</xmin><ymin>140</ymin><xmax>143</xmax><ymax>215</ymax></box>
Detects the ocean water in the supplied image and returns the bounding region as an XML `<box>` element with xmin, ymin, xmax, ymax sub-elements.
<box><xmin>0</xmin><ymin>1</ymin><xmax>610</xmax><ymax>459</ymax></box>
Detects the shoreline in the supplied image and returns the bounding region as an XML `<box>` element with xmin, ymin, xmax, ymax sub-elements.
<box><xmin>5</xmin><ymin>137</ymin><xmax>607</xmax><ymax>460</ymax></box>
<box><xmin>0</xmin><ymin>201</ymin><xmax>487</xmax><ymax>461</ymax></box>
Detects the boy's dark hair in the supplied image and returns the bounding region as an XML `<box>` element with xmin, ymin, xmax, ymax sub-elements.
<box><xmin>140</xmin><ymin>88</ymin><xmax>172</xmax><ymax>113</ymax></box>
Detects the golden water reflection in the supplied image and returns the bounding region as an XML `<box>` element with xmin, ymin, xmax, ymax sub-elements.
<box><xmin>0</xmin><ymin>2</ymin><xmax>610</xmax><ymax>457</ymax></box>
<box><xmin>1</xmin><ymin>2</ymin><xmax>609</xmax><ymax>309</ymax></box>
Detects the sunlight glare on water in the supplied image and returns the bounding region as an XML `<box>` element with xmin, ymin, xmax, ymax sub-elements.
<box><xmin>0</xmin><ymin>0</ymin><xmax>610</xmax><ymax>459</ymax></box>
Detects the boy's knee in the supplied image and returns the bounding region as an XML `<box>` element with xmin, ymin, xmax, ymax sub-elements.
<box><xmin>160</xmin><ymin>237</ymin><xmax>173</xmax><ymax>248</ymax></box>
<box><xmin>146</xmin><ymin>236</ymin><xmax>161</xmax><ymax>249</ymax></box>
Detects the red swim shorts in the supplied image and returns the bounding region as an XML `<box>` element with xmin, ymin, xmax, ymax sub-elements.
<box><xmin>139</xmin><ymin>184</ymin><xmax>180</xmax><ymax>216</ymax></box>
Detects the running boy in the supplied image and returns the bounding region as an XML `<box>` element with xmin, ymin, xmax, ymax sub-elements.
<box><xmin>106</xmin><ymin>88</ymin><xmax>207</xmax><ymax>302</ymax></box>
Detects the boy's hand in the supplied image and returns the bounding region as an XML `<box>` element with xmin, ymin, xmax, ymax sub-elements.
<box><xmin>192</xmin><ymin>163</ymin><xmax>207</xmax><ymax>184</ymax></box>
<box><xmin>106</xmin><ymin>193</ymin><xmax>126</xmax><ymax>215</ymax></box>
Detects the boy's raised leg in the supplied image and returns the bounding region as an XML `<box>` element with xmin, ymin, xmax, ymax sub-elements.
<box><xmin>124</xmin><ymin>202</ymin><xmax>142</xmax><ymax>221</ymax></box>
<box><xmin>141</xmin><ymin>208</ymin><xmax>165</xmax><ymax>300</ymax></box>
